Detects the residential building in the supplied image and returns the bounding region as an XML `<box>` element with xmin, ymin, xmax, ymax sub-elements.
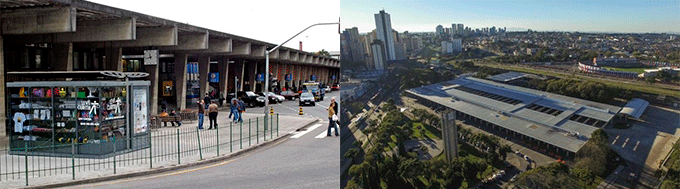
<box><xmin>374</xmin><ymin>10</ymin><xmax>396</xmax><ymax>60</ymax></box>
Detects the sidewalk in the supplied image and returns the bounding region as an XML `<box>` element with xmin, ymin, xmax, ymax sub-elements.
<box><xmin>0</xmin><ymin>109</ymin><xmax>317</xmax><ymax>189</ymax></box>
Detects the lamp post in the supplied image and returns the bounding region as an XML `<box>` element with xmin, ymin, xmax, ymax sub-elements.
<box><xmin>264</xmin><ymin>22</ymin><xmax>339</xmax><ymax>123</ymax></box>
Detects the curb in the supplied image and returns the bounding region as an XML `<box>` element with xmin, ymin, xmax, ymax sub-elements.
<box><xmin>25</xmin><ymin>119</ymin><xmax>321</xmax><ymax>189</ymax></box>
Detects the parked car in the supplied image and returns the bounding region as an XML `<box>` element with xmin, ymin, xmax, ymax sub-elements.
<box><xmin>299</xmin><ymin>92</ymin><xmax>315</xmax><ymax>106</ymax></box>
<box><xmin>324</xmin><ymin>86</ymin><xmax>331</xmax><ymax>92</ymax></box>
<box><xmin>240</xmin><ymin>91</ymin><xmax>266</xmax><ymax>107</ymax></box>
<box><xmin>267</xmin><ymin>92</ymin><xmax>285</xmax><ymax>103</ymax></box>
<box><xmin>280</xmin><ymin>90</ymin><xmax>299</xmax><ymax>100</ymax></box>
<box><xmin>331</xmin><ymin>83</ymin><xmax>340</xmax><ymax>91</ymax></box>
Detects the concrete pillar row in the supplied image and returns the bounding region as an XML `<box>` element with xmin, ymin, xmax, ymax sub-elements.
<box><xmin>105</xmin><ymin>47</ymin><xmax>123</xmax><ymax>71</ymax></box>
<box><xmin>218</xmin><ymin>57</ymin><xmax>230</xmax><ymax>100</ymax></box>
<box><xmin>248</xmin><ymin>60</ymin><xmax>257</xmax><ymax>92</ymax></box>
<box><xmin>52</xmin><ymin>43</ymin><xmax>73</xmax><ymax>71</ymax></box>
<box><xmin>146</xmin><ymin>63</ymin><xmax>160</xmax><ymax>115</ymax></box>
<box><xmin>174</xmin><ymin>53</ymin><xmax>188</xmax><ymax>110</ymax></box>
<box><xmin>198</xmin><ymin>55</ymin><xmax>210</xmax><ymax>99</ymax></box>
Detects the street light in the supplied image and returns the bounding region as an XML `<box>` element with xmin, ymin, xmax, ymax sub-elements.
<box><xmin>264</xmin><ymin>22</ymin><xmax>339</xmax><ymax>125</ymax></box>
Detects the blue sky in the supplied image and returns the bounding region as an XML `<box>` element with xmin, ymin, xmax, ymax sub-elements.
<box><xmin>341</xmin><ymin>0</ymin><xmax>679</xmax><ymax>33</ymax></box>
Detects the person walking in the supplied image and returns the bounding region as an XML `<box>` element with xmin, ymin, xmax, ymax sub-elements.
<box><xmin>327</xmin><ymin>97</ymin><xmax>339</xmax><ymax>137</ymax></box>
<box><xmin>197</xmin><ymin>100</ymin><xmax>205</xmax><ymax>129</ymax></box>
<box><xmin>207</xmin><ymin>100</ymin><xmax>219</xmax><ymax>129</ymax></box>
<box><xmin>230</xmin><ymin>99</ymin><xmax>240</xmax><ymax>123</ymax></box>
<box><xmin>203</xmin><ymin>93</ymin><xmax>211</xmax><ymax>109</ymax></box>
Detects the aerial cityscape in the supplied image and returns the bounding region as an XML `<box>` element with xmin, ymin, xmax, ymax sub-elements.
<box><xmin>340</xmin><ymin>1</ymin><xmax>679</xmax><ymax>189</ymax></box>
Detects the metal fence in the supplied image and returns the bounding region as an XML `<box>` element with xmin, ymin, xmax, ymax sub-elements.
<box><xmin>0</xmin><ymin>114</ymin><xmax>279</xmax><ymax>186</ymax></box>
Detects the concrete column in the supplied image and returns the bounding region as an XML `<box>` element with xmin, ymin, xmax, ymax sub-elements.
<box><xmin>0</xmin><ymin>35</ymin><xmax>5</xmax><ymax>137</ymax></box>
<box><xmin>296</xmin><ymin>65</ymin><xmax>302</xmax><ymax>87</ymax></box>
<box><xmin>248</xmin><ymin>61</ymin><xmax>257</xmax><ymax>92</ymax></box>
<box><xmin>174</xmin><ymin>53</ymin><xmax>188</xmax><ymax>110</ymax></box>
<box><xmin>198</xmin><ymin>55</ymin><xmax>210</xmax><ymax>99</ymax></box>
<box><xmin>105</xmin><ymin>46</ymin><xmax>123</xmax><ymax>71</ymax></box>
<box><xmin>217</xmin><ymin>57</ymin><xmax>229</xmax><ymax>100</ymax></box>
<box><xmin>145</xmin><ymin>64</ymin><xmax>160</xmax><ymax>115</ymax></box>
<box><xmin>52</xmin><ymin>42</ymin><xmax>73</xmax><ymax>71</ymax></box>
<box><xmin>238</xmin><ymin>59</ymin><xmax>245</xmax><ymax>91</ymax></box>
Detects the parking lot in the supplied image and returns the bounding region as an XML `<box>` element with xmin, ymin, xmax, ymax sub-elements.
<box><xmin>604</xmin><ymin>105</ymin><xmax>680</xmax><ymax>188</ymax></box>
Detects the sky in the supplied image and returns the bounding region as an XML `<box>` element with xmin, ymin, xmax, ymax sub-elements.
<box><xmin>90</xmin><ymin>0</ymin><xmax>340</xmax><ymax>52</ymax></box>
<box><xmin>341</xmin><ymin>0</ymin><xmax>680</xmax><ymax>34</ymax></box>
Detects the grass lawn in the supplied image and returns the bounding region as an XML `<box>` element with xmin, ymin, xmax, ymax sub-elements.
<box><xmin>602</xmin><ymin>66</ymin><xmax>655</xmax><ymax>74</ymax></box>
<box><xmin>412</xmin><ymin>122</ymin><xmax>442</xmax><ymax>140</ymax></box>
<box><xmin>478</xmin><ymin>63</ymin><xmax>679</xmax><ymax>97</ymax></box>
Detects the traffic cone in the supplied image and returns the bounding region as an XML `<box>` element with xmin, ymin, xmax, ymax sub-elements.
<box><xmin>299</xmin><ymin>106</ymin><xmax>304</xmax><ymax>115</ymax></box>
<box><xmin>270</xmin><ymin>106</ymin><xmax>274</xmax><ymax>115</ymax></box>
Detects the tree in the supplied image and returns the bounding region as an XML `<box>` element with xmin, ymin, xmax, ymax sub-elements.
<box><xmin>317</xmin><ymin>49</ymin><xmax>330</xmax><ymax>57</ymax></box>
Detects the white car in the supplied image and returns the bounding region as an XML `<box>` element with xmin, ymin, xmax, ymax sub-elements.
<box><xmin>324</xmin><ymin>86</ymin><xmax>331</xmax><ymax>92</ymax></box>
<box><xmin>299</xmin><ymin>93</ymin><xmax>315</xmax><ymax>106</ymax></box>
<box><xmin>267</xmin><ymin>92</ymin><xmax>285</xmax><ymax>103</ymax></box>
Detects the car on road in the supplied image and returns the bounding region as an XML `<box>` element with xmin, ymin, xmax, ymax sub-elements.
<box><xmin>267</xmin><ymin>92</ymin><xmax>285</xmax><ymax>103</ymax></box>
<box><xmin>299</xmin><ymin>92</ymin><xmax>315</xmax><ymax>106</ymax></box>
<box><xmin>240</xmin><ymin>91</ymin><xmax>266</xmax><ymax>107</ymax></box>
<box><xmin>257</xmin><ymin>92</ymin><xmax>279</xmax><ymax>104</ymax></box>
<box><xmin>331</xmin><ymin>83</ymin><xmax>339</xmax><ymax>91</ymax></box>
<box><xmin>280</xmin><ymin>90</ymin><xmax>299</xmax><ymax>100</ymax></box>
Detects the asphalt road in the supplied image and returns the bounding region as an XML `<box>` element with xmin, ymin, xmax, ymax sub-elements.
<box><xmin>65</xmin><ymin>92</ymin><xmax>341</xmax><ymax>189</ymax></box>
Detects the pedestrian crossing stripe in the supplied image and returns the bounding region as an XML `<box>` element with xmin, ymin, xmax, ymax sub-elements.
<box><xmin>291</xmin><ymin>124</ymin><xmax>322</xmax><ymax>138</ymax></box>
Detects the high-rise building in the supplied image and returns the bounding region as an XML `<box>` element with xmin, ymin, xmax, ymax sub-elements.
<box><xmin>451</xmin><ymin>23</ymin><xmax>457</xmax><ymax>36</ymax></box>
<box><xmin>441</xmin><ymin>38</ymin><xmax>462</xmax><ymax>54</ymax></box>
<box><xmin>436</xmin><ymin>25</ymin><xmax>444</xmax><ymax>36</ymax></box>
<box><xmin>374</xmin><ymin>10</ymin><xmax>396</xmax><ymax>61</ymax></box>
<box><xmin>370</xmin><ymin>40</ymin><xmax>386</xmax><ymax>70</ymax></box>
<box><xmin>341</xmin><ymin>27</ymin><xmax>367</xmax><ymax>64</ymax></box>
<box><xmin>457</xmin><ymin>24</ymin><xmax>464</xmax><ymax>36</ymax></box>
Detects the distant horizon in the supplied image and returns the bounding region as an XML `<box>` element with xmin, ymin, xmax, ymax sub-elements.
<box><xmin>342</xmin><ymin>0</ymin><xmax>679</xmax><ymax>34</ymax></box>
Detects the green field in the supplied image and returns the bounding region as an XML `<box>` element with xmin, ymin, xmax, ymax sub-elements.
<box><xmin>602</xmin><ymin>66</ymin><xmax>656</xmax><ymax>74</ymax></box>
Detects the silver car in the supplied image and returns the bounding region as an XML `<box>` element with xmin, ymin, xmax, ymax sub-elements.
<box><xmin>299</xmin><ymin>92</ymin><xmax>315</xmax><ymax>106</ymax></box>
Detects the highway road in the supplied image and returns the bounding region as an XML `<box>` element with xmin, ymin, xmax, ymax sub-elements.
<box><xmin>66</xmin><ymin>92</ymin><xmax>341</xmax><ymax>189</ymax></box>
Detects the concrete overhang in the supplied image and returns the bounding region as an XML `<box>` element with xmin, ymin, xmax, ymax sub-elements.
<box><xmin>278</xmin><ymin>49</ymin><xmax>290</xmax><ymax>60</ymax></box>
<box><xmin>2</xmin><ymin>6</ymin><xmax>76</xmax><ymax>34</ymax></box>
<box><xmin>250</xmin><ymin>44</ymin><xmax>266</xmax><ymax>57</ymax></box>
<box><xmin>269</xmin><ymin>49</ymin><xmax>279</xmax><ymax>59</ymax></box>
<box><xmin>160</xmin><ymin>31</ymin><xmax>209</xmax><ymax>51</ymax></box>
<box><xmin>225</xmin><ymin>41</ymin><xmax>250</xmax><ymax>56</ymax></box>
<box><xmin>115</xmin><ymin>26</ymin><xmax>178</xmax><ymax>47</ymax></box>
<box><xmin>290</xmin><ymin>52</ymin><xmax>299</xmax><ymax>62</ymax></box>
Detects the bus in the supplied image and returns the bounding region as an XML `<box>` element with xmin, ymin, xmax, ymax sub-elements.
<box><xmin>302</xmin><ymin>82</ymin><xmax>324</xmax><ymax>101</ymax></box>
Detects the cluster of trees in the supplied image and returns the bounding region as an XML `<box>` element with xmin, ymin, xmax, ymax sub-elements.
<box><xmin>398</xmin><ymin>67</ymin><xmax>457</xmax><ymax>90</ymax></box>
<box><xmin>411</xmin><ymin>109</ymin><xmax>441</xmax><ymax>129</ymax></box>
<box><xmin>458</xmin><ymin>126</ymin><xmax>513</xmax><ymax>165</ymax></box>
<box><xmin>346</xmin><ymin>102</ymin><xmax>503</xmax><ymax>189</ymax></box>
<box><xmin>474</xmin><ymin>66</ymin><xmax>507</xmax><ymax>79</ymax></box>
<box><xmin>527</xmin><ymin>78</ymin><xmax>622</xmax><ymax>103</ymax></box>
<box><xmin>515</xmin><ymin>129</ymin><xmax>616</xmax><ymax>188</ymax></box>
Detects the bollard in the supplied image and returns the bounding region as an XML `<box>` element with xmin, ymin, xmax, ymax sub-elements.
<box><xmin>299</xmin><ymin>106</ymin><xmax>304</xmax><ymax>115</ymax></box>
<box><xmin>197</xmin><ymin>128</ymin><xmax>203</xmax><ymax>160</ymax></box>
<box><xmin>177</xmin><ymin>129</ymin><xmax>181</xmax><ymax>164</ymax></box>
<box><xmin>230</xmin><ymin>121</ymin><xmax>233</xmax><ymax>152</ymax></box>
<box><xmin>270</xmin><ymin>115</ymin><xmax>273</xmax><ymax>139</ymax></box>
<box><xmin>277</xmin><ymin>114</ymin><xmax>279</xmax><ymax>137</ymax></box>
<box><xmin>270</xmin><ymin>106</ymin><xmax>274</xmax><ymax>115</ymax></box>
<box><xmin>256</xmin><ymin>118</ymin><xmax>259</xmax><ymax>143</ymax></box>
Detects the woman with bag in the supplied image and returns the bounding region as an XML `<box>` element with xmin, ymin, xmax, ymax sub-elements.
<box><xmin>326</xmin><ymin>97</ymin><xmax>339</xmax><ymax>137</ymax></box>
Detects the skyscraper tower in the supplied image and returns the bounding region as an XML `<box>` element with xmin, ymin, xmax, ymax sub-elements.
<box><xmin>374</xmin><ymin>10</ymin><xmax>396</xmax><ymax>61</ymax></box>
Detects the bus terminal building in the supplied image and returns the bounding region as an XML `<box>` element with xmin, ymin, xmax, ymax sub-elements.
<box><xmin>0</xmin><ymin>0</ymin><xmax>340</xmax><ymax>138</ymax></box>
<box><xmin>406</xmin><ymin>77</ymin><xmax>622</xmax><ymax>159</ymax></box>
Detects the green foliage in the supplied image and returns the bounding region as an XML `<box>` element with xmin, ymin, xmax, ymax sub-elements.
<box><xmin>516</xmin><ymin>162</ymin><xmax>582</xmax><ymax>189</ymax></box>
<box><xmin>660</xmin><ymin>180</ymin><xmax>679</xmax><ymax>189</ymax></box>
<box><xmin>345</xmin><ymin>148</ymin><xmax>360</xmax><ymax>159</ymax></box>
<box><xmin>527</xmin><ymin>78</ymin><xmax>621</xmax><ymax>104</ymax></box>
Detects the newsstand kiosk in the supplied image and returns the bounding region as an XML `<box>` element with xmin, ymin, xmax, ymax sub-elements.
<box><xmin>6</xmin><ymin>71</ymin><xmax>150</xmax><ymax>158</ymax></box>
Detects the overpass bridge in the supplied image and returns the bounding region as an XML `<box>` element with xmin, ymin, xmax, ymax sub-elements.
<box><xmin>0</xmin><ymin>0</ymin><xmax>340</xmax><ymax>138</ymax></box>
